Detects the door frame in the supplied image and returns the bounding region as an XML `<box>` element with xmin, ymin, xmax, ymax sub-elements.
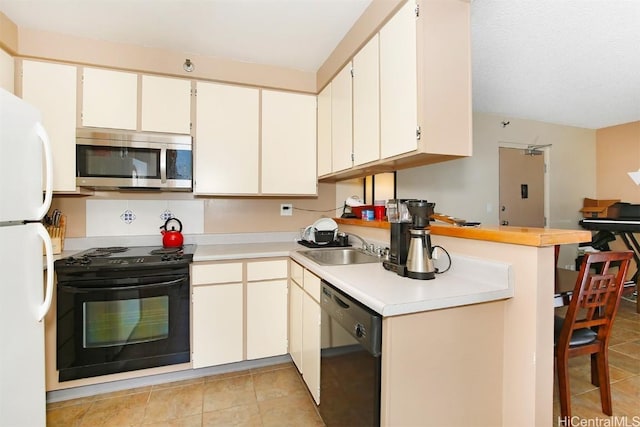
<box><xmin>498</xmin><ymin>142</ymin><xmax>551</xmax><ymax>227</ymax></box>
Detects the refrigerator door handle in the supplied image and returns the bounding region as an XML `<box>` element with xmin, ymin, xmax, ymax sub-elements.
<box><xmin>37</xmin><ymin>223</ymin><xmax>54</xmax><ymax>322</ymax></box>
<box><xmin>34</xmin><ymin>122</ymin><xmax>53</xmax><ymax>220</ymax></box>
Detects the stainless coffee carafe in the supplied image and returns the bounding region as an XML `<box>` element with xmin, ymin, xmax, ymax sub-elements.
<box><xmin>406</xmin><ymin>228</ymin><xmax>436</xmax><ymax>280</ymax></box>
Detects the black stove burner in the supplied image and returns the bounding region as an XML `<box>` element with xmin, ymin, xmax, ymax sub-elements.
<box><xmin>83</xmin><ymin>247</ymin><xmax>129</xmax><ymax>257</ymax></box>
<box><xmin>56</xmin><ymin>244</ymin><xmax>195</xmax><ymax>272</ymax></box>
<box><xmin>150</xmin><ymin>247</ymin><xmax>183</xmax><ymax>255</ymax></box>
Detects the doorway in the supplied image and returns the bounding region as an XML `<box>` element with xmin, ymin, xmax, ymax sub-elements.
<box><xmin>499</xmin><ymin>147</ymin><xmax>545</xmax><ymax>227</ymax></box>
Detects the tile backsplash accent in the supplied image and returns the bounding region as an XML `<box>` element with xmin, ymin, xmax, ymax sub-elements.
<box><xmin>86</xmin><ymin>200</ymin><xmax>204</xmax><ymax>237</ymax></box>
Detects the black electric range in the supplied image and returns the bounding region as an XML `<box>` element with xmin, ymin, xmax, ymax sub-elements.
<box><xmin>55</xmin><ymin>244</ymin><xmax>196</xmax><ymax>275</ymax></box>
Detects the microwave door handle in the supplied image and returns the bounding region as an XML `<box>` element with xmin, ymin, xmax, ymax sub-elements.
<box><xmin>58</xmin><ymin>277</ymin><xmax>186</xmax><ymax>293</ymax></box>
<box><xmin>160</xmin><ymin>148</ymin><xmax>167</xmax><ymax>183</ymax></box>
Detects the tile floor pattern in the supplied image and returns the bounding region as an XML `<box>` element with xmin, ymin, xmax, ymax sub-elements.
<box><xmin>47</xmin><ymin>299</ymin><xmax>639</xmax><ymax>427</ymax></box>
<box><xmin>553</xmin><ymin>298</ymin><xmax>640</xmax><ymax>425</ymax></box>
<box><xmin>47</xmin><ymin>364</ymin><xmax>324</xmax><ymax>427</ymax></box>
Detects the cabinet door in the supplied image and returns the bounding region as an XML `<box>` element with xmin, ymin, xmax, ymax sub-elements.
<box><xmin>192</xmin><ymin>283</ymin><xmax>243</xmax><ymax>368</ymax></box>
<box><xmin>261</xmin><ymin>90</ymin><xmax>317</xmax><ymax>195</ymax></box>
<box><xmin>194</xmin><ymin>82</ymin><xmax>259</xmax><ymax>195</ymax></box>
<box><xmin>317</xmin><ymin>84</ymin><xmax>332</xmax><ymax>177</ymax></box>
<box><xmin>331</xmin><ymin>63</ymin><xmax>353</xmax><ymax>173</ymax></box>
<box><xmin>141</xmin><ymin>75</ymin><xmax>191</xmax><ymax>134</ymax></box>
<box><xmin>22</xmin><ymin>60</ymin><xmax>77</xmax><ymax>192</ymax></box>
<box><xmin>82</xmin><ymin>67</ymin><xmax>137</xmax><ymax>130</ymax></box>
<box><xmin>302</xmin><ymin>293</ymin><xmax>321</xmax><ymax>404</ymax></box>
<box><xmin>380</xmin><ymin>0</ymin><xmax>418</xmax><ymax>159</ymax></box>
<box><xmin>247</xmin><ymin>279</ymin><xmax>288</xmax><ymax>360</ymax></box>
<box><xmin>353</xmin><ymin>35</ymin><xmax>380</xmax><ymax>167</ymax></box>
<box><xmin>0</xmin><ymin>48</ymin><xmax>14</xmax><ymax>93</ymax></box>
<box><xmin>289</xmin><ymin>281</ymin><xmax>304</xmax><ymax>372</ymax></box>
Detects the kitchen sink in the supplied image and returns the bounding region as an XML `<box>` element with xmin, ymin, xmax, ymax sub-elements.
<box><xmin>298</xmin><ymin>248</ymin><xmax>381</xmax><ymax>266</ymax></box>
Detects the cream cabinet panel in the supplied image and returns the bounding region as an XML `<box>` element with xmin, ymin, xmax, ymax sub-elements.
<box><xmin>82</xmin><ymin>67</ymin><xmax>137</xmax><ymax>130</ymax></box>
<box><xmin>379</xmin><ymin>0</ymin><xmax>418</xmax><ymax>159</ymax></box>
<box><xmin>353</xmin><ymin>35</ymin><xmax>380</xmax><ymax>167</ymax></box>
<box><xmin>247</xmin><ymin>259</ymin><xmax>287</xmax><ymax>281</ymax></box>
<box><xmin>22</xmin><ymin>60</ymin><xmax>78</xmax><ymax>192</ymax></box>
<box><xmin>303</xmin><ymin>269</ymin><xmax>321</xmax><ymax>303</ymax></box>
<box><xmin>194</xmin><ymin>82</ymin><xmax>259</xmax><ymax>195</ymax></box>
<box><xmin>331</xmin><ymin>63</ymin><xmax>353</xmax><ymax>173</ymax></box>
<box><xmin>302</xmin><ymin>292</ymin><xmax>321</xmax><ymax>404</ymax></box>
<box><xmin>191</xmin><ymin>262</ymin><xmax>242</xmax><ymax>285</ymax></box>
<box><xmin>141</xmin><ymin>75</ymin><xmax>191</xmax><ymax>134</ymax></box>
<box><xmin>192</xmin><ymin>283</ymin><xmax>243</xmax><ymax>368</ymax></box>
<box><xmin>247</xmin><ymin>279</ymin><xmax>288</xmax><ymax>360</ymax></box>
<box><xmin>289</xmin><ymin>279</ymin><xmax>304</xmax><ymax>372</ymax></box>
<box><xmin>261</xmin><ymin>90</ymin><xmax>317</xmax><ymax>195</ymax></box>
<box><xmin>317</xmin><ymin>84</ymin><xmax>332</xmax><ymax>177</ymax></box>
<box><xmin>290</xmin><ymin>261</ymin><xmax>304</xmax><ymax>287</ymax></box>
<box><xmin>0</xmin><ymin>48</ymin><xmax>14</xmax><ymax>93</ymax></box>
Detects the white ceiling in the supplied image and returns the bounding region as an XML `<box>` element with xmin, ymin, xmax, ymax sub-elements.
<box><xmin>1</xmin><ymin>0</ymin><xmax>639</xmax><ymax>129</ymax></box>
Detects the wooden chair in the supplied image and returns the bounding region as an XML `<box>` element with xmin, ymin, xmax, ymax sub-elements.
<box><xmin>554</xmin><ymin>250</ymin><xmax>633</xmax><ymax>418</ymax></box>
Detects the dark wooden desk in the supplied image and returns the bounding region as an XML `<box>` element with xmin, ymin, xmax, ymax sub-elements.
<box><xmin>579</xmin><ymin>218</ymin><xmax>640</xmax><ymax>313</ymax></box>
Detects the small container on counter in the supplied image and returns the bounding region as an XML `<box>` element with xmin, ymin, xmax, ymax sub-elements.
<box><xmin>374</xmin><ymin>200</ymin><xmax>386</xmax><ymax>220</ymax></box>
<box><xmin>362</xmin><ymin>209</ymin><xmax>374</xmax><ymax>221</ymax></box>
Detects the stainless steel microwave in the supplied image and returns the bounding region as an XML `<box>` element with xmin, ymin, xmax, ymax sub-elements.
<box><xmin>76</xmin><ymin>129</ymin><xmax>192</xmax><ymax>191</ymax></box>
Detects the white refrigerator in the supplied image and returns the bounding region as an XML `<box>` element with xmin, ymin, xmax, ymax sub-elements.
<box><xmin>0</xmin><ymin>88</ymin><xmax>54</xmax><ymax>426</ymax></box>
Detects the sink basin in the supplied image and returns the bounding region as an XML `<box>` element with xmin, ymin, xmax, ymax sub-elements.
<box><xmin>298</xmin><ymin>248</ymin><xmax>380</xmax><ymax>266</ymax></box>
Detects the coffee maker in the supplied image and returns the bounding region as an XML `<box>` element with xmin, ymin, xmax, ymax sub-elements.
<box><xmin>405</xmin><ymin>200</ymin><xmax>436</xmax><ymax>280</ymax></box>
<box><xmin>383</xmin><ymin>199</ymin><xmax>436</xmax><ymax>279</ymax></box>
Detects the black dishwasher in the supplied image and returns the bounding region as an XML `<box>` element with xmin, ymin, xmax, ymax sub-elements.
<box><xmin>319</xmin><ymin>280</ymin><xmax>382</xmax><ymax>427</ymax></box>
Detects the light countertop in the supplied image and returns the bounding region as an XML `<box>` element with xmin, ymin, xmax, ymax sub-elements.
<box><xmin>193</xmin><ymin>242</ymin><xmax>513</xmax><ymax>317</ymax></box>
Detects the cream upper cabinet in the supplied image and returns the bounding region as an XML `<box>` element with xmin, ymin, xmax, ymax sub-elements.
<box><xmin>21</xmin><ymin>60</ymin><xmax>78</xmax><ymax>192</ymax></box>
<box><xmin>194</xmin><ymin>81</ymin><xmax>259</xmax><ymax>195</ymax></box>
<box><xmin>353</xmin><ymin>34</ymin><xmax>380</xmax><ymax>167</ymax></box>
<box><xmin>0</xmin><ymin>48</ymin><xmax>14</xmax><ymax>93</ymax></box>
<box><xmin>380</xmin><ymin>0</ymin><xmax>418</xmax><ymax>159</ymax></box>
<box><xmin>317</xmin><ymin>84</ymin><xmax>332</xmax><ymax>177</ymax></box>
<box><xmin>261</xmin><ymin>90</ymin><xmax>317</xmax><ymax>195</ymax></box>
<box><xmin>82</xmin><ymin>67</ymin><xmax>137</xmax><ymax>130</ymax></box>
<box><xmin>331</xmin><ymin>63</ymin><xmax>353</xmax><ymax>173</ymax></box>
<box><xmin>318</xmin><ymin>0</ymin><xmax>471</xmax><ymax>181</ymax></box>
<box><xmin>141</xmin><ymin>75</ymin><xmax>191</xmax><ymax>134</ymax></box>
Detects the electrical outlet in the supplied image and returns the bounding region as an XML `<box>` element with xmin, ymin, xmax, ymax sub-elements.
<box><xmin>280</xmin><ymin>204</ymin><xmax>293</xmax><ymax>216</ymax></box>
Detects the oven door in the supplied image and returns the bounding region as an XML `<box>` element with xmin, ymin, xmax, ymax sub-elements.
<box><xmin>56</xmin><ymin>273</ymin><xmax>190</xmax><ymax>381</ymax></box>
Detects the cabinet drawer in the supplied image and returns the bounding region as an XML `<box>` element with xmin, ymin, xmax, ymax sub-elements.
<box><xmin>191</xmin><ymin>262</ymin><xmax>242</xmax><ymax>285</ymax></box>
<box><xmin>247</xmin><ymin>259</ymin><xmax>287</xmax><ymax>281</ymax></box>
<box><xmin>290</xmin><ymin>260</ymin><xmax>304</xmax><ymax>286</ymax></box>
<box><xmin>303</xmin><ymin>269</ymin><xmax>321</xmax><ymax>303</ymax></box>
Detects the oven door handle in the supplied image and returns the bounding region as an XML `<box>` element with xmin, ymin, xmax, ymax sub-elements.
<box><xmin>59</xmin><ymin>277</ymin><xmax>187</xmax><ymax>293</ymax></box>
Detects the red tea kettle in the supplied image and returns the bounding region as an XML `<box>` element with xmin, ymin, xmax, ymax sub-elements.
<box><xmin>160</xmin><ymin>217</ymin><xmax>184</xmax><ymax>248</ymax></box>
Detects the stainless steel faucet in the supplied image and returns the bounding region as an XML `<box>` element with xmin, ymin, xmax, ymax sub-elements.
<box><xmin>349</xmin><ymin>233</ymin><xmax>374</xmax><ymax>254</ymax></box>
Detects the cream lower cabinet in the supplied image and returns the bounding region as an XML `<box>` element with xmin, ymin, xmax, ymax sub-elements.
<box><xmin>191</xmin><ymin>258</ymin><xmax>288</xmax><ymax>369</ymax></box>
<box><xmin>289</xmin><ymin>261</ymin><xmax>321</xmax><ymax>404</ymax></box>
<box><xmin>246</xmin><ymin>259</ymin><xmax>288</xmax><ymax>359</ymax></box>
<box><xmin>191</xmin><ymin>262</ymin><xmax>244</xmax><ymax>368</ymax></box>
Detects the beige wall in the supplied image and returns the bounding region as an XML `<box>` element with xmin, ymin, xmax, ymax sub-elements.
<box><xmin>52</xmin><ymin>183</ymin><xmax>336</xmax><ymax>238</ymax></box>
<box><xmin>596</xmin><ymin>121</ymin><xmax>640</xmax><ymax>203</ymax></box>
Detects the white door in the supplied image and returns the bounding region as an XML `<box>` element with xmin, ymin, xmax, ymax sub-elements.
<box><xmin>82</xmin><ymin>67</ymin><xmax>137</xmax><ymax>130</ymax></box>
<box><xmin>317</xmin><ymin>84</ymin><xmax>332</xmax><ymax>177</ymax></box>
<box><xmin>141</xmin><ymin>75</ymin><xmax>191</xmax><ymax>134</ymax></box>
<box><xmin>0</xmin><ymin>224</ymin><xmax>52</xmax><ymax>426</ymax></box>
<box><xmin>246</xmin><ymin>280</ymin><xmax>288</xmax><ymax>359</ymax></box>
<box><xmin>331</xmin><ymin>63</ymin><xmax>353</xmax><ymax>172</ymax></box>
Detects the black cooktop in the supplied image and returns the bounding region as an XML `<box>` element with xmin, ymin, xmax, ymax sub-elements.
<box><xmin>55</xmin><ymin>244</ymin><xmax>196</xmax><ymax>270</ymax></box>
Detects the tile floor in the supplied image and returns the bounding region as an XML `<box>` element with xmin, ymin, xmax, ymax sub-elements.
<box><xmin>46</xmin><ymin>363</ymin><xmax>323</xmax><ymax>427</ymax></box>
<box><xmin>552</xmin><ymin>298</ymin><xmax>640</xmax><ymax>424</ymax></box>
<box><xmin>47</xmin><ymin>299</ymin><xmax>639</xmax><ymax>427</ymax></box>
